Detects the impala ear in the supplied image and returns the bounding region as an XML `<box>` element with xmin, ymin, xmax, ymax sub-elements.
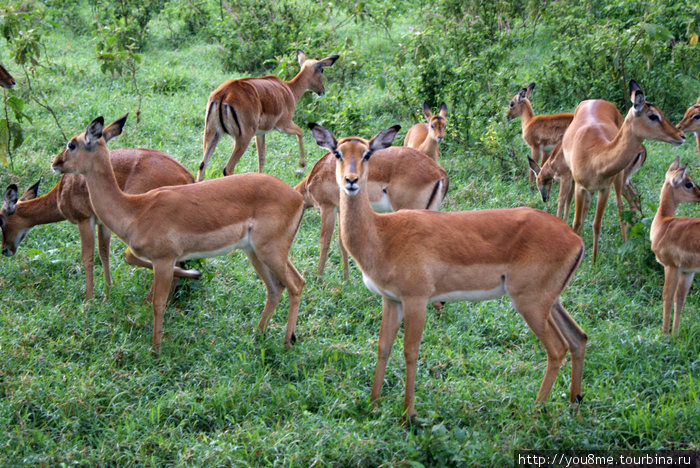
<box><xmin>527</xmin><ymin>156</ymin><xmax>541</xmax><ymax>176</ymax></box>
<box><xmin>20</xmin><ymin>178</ymin><xmax>41</xmax><ymax>201</ymax></box>
<box><xmin>102</xmin><ymin>114</ymin><xmax>128</xmax><ymax>143</ymax></box>
<box><xmin>85</xmin><ymin>116</ymin><xmax>105</xmax><ymax>147</ymax></box>
<box><xmin>369</xmin><ymin>125</ymin><xmax>400</xmax><ymax>152</ymax></box>
<box><xmin>308</xmin><ymin>123</ymin><xmax>337</xmax><ymax>152</ymax></box>
<box><xmin>525</xmin><ymin>82</ymin><xmax>536</xmax><ymax>98</ymax></box>
<box><xmin>516</xmin><ymin>87</ymin><xmax>527</xmax><ymax>102</ymax></box>
<box><xmin>318</xmin><ymin>55</ymin><xmax>339</xmax><ymax>68</ymax></box>
<box><xmin>3</xmin><ymin>184</ymin><xmax>19</xmax><ymax>216</ymax></box>
<box><xmin>439</xmin><ymin>102</ymin><xmax>448</xmax><ymax>117</ymax></box>
<box><xmin>629</xmin><ymin>80</ymin><xmax>645</xmax><ymax>115</ymax></box>
<box><xmin>422</xmin><ymin>101</ymin><xmax>432</xmax><ymax>119</ymax></box>
<box><xmin>297</xmin><ymin>49</ymin><xmax>307</xmax><ymax>66</ymax></box>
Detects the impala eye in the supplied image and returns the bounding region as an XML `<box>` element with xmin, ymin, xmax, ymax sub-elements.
<box><xmin>67</xmin><ymin>141</ymin><xmax>76</xmax><ymax>151</ymax></box>
<box><xmin>333</xmin><ymin>150</ymin><xmax>342</xmax><ymax>160</ymax></box>
<box><xmin>509</xmin><ymin>102</ymin><xmax>514</xmax><ymax>108</ymax></box>
<box><xmin>686</xmin><ymin>181</ymin><xmax>694</xmax><ymax>189</ymax></box>
<box><xmin>431</xmin><ymin>124</ymin><xmax>435</xmax><ymax>129</ymax></box>
<box><xmin>693</xmin><ymin>114</ymin><xmax>700</xmax><ymax>120</ymax></box>
<box><xmin>648</xmin><ymin>114</ymin><xmax>660</xmax><ymax>122</ymax></box>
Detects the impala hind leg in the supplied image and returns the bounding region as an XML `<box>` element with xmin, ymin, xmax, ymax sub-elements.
<box><xmin>591</xmin><ymin>186</ymin><xmax>611</xmax><ymax>263</ymax></box>
<box><xmin>662</xmin><ymin>265</ymin><xmax>680</xmax><ymax>334</ymax></box>
<box><xmin>371</xmin><ymin>297</ymin><xmax>403</xmax><ymax>407</ymax></box>
<box><xmin>151</xmin><ymin>259</ymin><xmax>176</xmax><ymax>352</ymax></box>
<box><xmin>198</xmin><ymin>103</ymin><xmax>222</xmax><ymax>182</ymax></box>
<box><xmin>255</xmin><ymin>134</ymin><xmax>266</xmax><ymax>173</ymax></box>
<box><xmin>551</xmin><ymin>301</ymin><xmax>587</xmax><ymax>402</ymax></box>
<box><xmin>222</xmin><ymin>131</ymin><xmax>254</xmax><ymax>177</ymax></box>
<box><xmin>673</xmin><ymin>271</ymin><xmax>693</xmax><ymax>335</ymax></box>
<box><xmin>124</xmin><ymin>248</ymin><xmax>201</xmax><ymax>279</ymax></box>
<box><xmin>278</xmin><ymin>121</ymin><xmax>306</xmax><ymax>167</ymax></box>
<box><xmin>77</xmin><ymin>219</ymin><xmax>96</xmax><ymax>300</ymax></box>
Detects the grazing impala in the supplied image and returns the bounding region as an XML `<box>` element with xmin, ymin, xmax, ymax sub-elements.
<box><xmin>677</xmin><ymin>95</ymin><xmax>700</xmax><ymax>155</ymax></box>
<box><xmin>197</xmin><ymin>49</ymin><xmax>339</xmax><ymax>181</ymax></box>
<box><xmin>528</xmin><ymin>143</ymin><xmax>646</xmax><ymax>224</ymax></box>
<box><xmin>295</xmin><ymin>146</ymin><xmax>448</xmax><ymax>278</ymax></box>
<box><xmin>562</xmin><ymin>80</ymin><xmax>685</xmax><ymax>262</ymax></box>
<box><xmin>0</xmin><ymin>63</ymin><xmax>16</xmax><ymax>88</ymax></box>
<box><xmin>650</xmin><ymin>158</ymin><xmax>700</xmax><ymax>335</ymax></box>
<box><xmin>507</xmin><ymin>82</ymin><xmax>573</xmax><ymax>181</ymax></box>
<box><xmin>403</xmin><ymin>102</ymin><xmax>448</xmax><ymax>160</ymax></box>
<box><xmin>309</xmin><ymin>123</ymin><xmax>587</xmax><ymax>421</ymax></box>
<box><xmin>52</xmin><ymin>115</ymin><xmax>306</xmax><ymax>351</ymax></box>
<box><xmin>1</xmin><ymin>148</ymin><xmax>196</xmax><ymax>299</ymax></box>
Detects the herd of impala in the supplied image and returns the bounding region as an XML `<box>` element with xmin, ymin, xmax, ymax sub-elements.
<box><xmin>1</xmin><ymin>51</ymin><xmax>699</xmax><ymax>422</ymax></box>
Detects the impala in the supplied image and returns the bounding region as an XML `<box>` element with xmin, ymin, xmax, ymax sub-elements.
<box><xmin>677</xmin><ymin>95</ymin><xmax>700</xmax><ymax>155</ymax></box>
<box><xmin>562</xmin><ymin>80</ymin><xmax>685</xmax><ymax>262</ymax></box>
<box><xmin>197</xmin><ymin>49</ymin><xmax>339</xmax><ymax>181</ymax></box>
<box><xmin>507</xmin><ymin>82</ymin><xmax>573</xmax><ymax>181</ymax></box>
<box><xmin>528</xmin><ymin>143</ymin><xmax>646</xmax><ymax>224</ymax></box>
<box><xmin>52</xmin><ymin>115</ymin><xmax>306</xmax><ymax>351</ymax></box>
<box><xmin>309</xmin><ymin>123</ymin><xmax>587</xmax><ymax>421</ymax></box>
<box><xmin>0</xmin><ymin>63</ymin><xmax>15</xmax><ymax>88</ymax></box>
<box><xmin>650</xmin><ymin>158</ymin><xmax>700</xmax><ymax>335</ymax></box>
<box><xmin>1</xmin><ymin>148</ymin><xmax>197</xmax><ymax>299</ymax></box>
<box><xmin>295</xmin><ymin>146</ymin><xmax>448</xmax><ymax>278</ymax></box>
<box><xmin>403</xmin><ymin>102</ymin><xmax>448</xmax><ymax>160</ymax></box>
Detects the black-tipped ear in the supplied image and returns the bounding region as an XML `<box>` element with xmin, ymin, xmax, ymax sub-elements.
<box><xmin>308</xmin><ymin>123</ymin><xmax>338</xmax><ymax>152</ymax></box>
<box><xmin>319</xmin><ymin>55</ymin><xmax>339</xmax><ymax>68</ymax></box>
<box><xmin>422</xmin><ymin>101</ymin><xmax>432</xmax><ymax>118</ymax></box>
<box><xmin>369</xmin><ymin>125</ymin><xmax>400</xmax><ymax>152</ymax></box>
<box><xmin>527</xmin><ymin>156</ymin><xmax>541</xmax><ymax>176</ymax></box>
<box><xmin>85</xmin><ymin>117</ymin><xmax>105</xmax><ymax>146</ymax></box>
<box><xmin>20</xmin><ymin>178</ymin><xmax>41</xmax><ymax>201</ymax></box>
<box><xmin>103</xmin><ymin>114</ymin><xmax>128</xmax><ymax>143</ymax></box>
<box><xmin>629</xmin><ymin>80</ymin><xmax>645</xmax><ymax>113</ymax></box>
<box><xmin>526</xmin><ymin>82</ymin><xmax>536</xmax><ymax>97</ymax></box>
<box><xmin>516</xmin><ymin>87</ymin><xmax>527</xmax><ymax>101</ymax></box>
<box><xmin>3</xmin><ymin>184</ymin><xmax>19</xmax><ymax>216</ymax></box>
<box><xmin>439</xmin><ymin>102</ymin><xmax>448</xmax><ymax>117</ymax></box>
<box><xmin>297</xmin><ymin>49</ymin><xmax>307</xmax><ymax>66</ymax></box>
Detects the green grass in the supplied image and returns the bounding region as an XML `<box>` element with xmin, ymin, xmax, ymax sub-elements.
<box><xmin>0</xmin><ymin>7</ymin><xmax>699</xmax><ymax>467</ymax></box>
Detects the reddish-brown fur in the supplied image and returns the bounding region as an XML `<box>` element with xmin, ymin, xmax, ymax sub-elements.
<box><xmin>197</xmin><ymin>50</ymin><xmax>338</xmax><ymax>180</ymax></box>
<box><xmin>403</xmin><ymin>102</ymin><xmax>447</xmax><ymax>160</ymax></box>
<box><xmin>52</xmin><ymin>116</ymin><xmax>306</xmax><ymax>351</ymax></box>
<box><xmin>0</xmin><ymin>63</ymin><xmax>16</xmax><ymax>89</ymax></box>
<box><xmin>295</xmin><ymin>146</ymin><xmax>448</xmax><ymax>278</ymax></box>
<box><xmin>650</xmin><ymin>158</ymin><xmax>700</xmax><ymax>335</ymax></box>
<box><xmin>507</xmin><ymin>83</ymin><xmax>573</xmax><ymax>181</ymax></box>
<box><xmin>562</xmin><ymin>80</ymin><xmax>685</xmax><ymax>262</ymax></box>
<box><xmin>310</xmin><ymin>123</ymin><xmax>587</xmax><ymax>421</ymax></box>
<box><xmin>676</xmin><ymin>96</ymin><xmax>700</xmax><ymax>156</ymax></box>
<box><xmin>1</xmin><ymin>149</ymin><xmax>195</xmax><ymax>299</ymax></box>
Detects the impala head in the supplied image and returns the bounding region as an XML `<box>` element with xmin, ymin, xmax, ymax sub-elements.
<box><xmin>628</xmin><ymin>80</ymin><xmax>685</xmax><ymax>145</ymax></box>
<box><xmin>1</xmin><ymin>179</ymin><xmax>40</xmax><ymax>256</ymax></box>
<box><xmin>527</xmin><ymin>155</ymin><xmax>554</xmax><ymax>202</ymax></box>
<box><xmin>423</xmin><ymin>101</ymin><xmax>448</xmax><ymax>142</ymax></box>
<box><xmin>52</xmin><ymin>115</ymin><xmax>128</xmax><ymax>175</ymax></box>
<box><xmin>664</xmin><ymin>157</ymin><xmax>700</xmax><ymax>204</ymax></box>
<box><xmin>308</xmin><ymin>123</ymin><xmax>400</xmax><ymax>196</ymax></box>
<box><xmin>676</xmin><ymin>95</ymin><xmax>700</xmax><ymax>134</ymax></box>
<box><xmin>296</xmin><ymin>50</ymin><xmax>339</xmax><ymax>97</ymax></box>
<box><xmin>507</xmin><ymin>82</ymin><xmax>535</xmax><ymax>120</ymax></box>
<box><xmin>0</xmin><ymin>63</ymin><xmax>16</xmax><ymax>89</ymax></box>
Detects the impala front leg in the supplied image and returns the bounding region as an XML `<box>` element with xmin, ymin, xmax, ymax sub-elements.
<box><xmin>662</xmin><ymin>266</ymin><xmax>680</xmax><ymax>334</ymax></box>
<box><xmin>401</xmin><ymin>296</ymin><xmax>428</xmax><ymax>421</ymax></box>
<box><xmin>672</xmin><ymin>272</ymin><xmax>694</xmax><ymax>335</ymax></box>
<box><xmin>572</xmin><ymin>183</ymin><xmax>591</xmax><ymax>236</ymax></box>
<box><xmin>591</xmin><ymin>186</ymin><xmax>611</xmax><ymax>263</ymax></box>
<box><xmin>96</xmin><ymin>224</ymin><xmax>112</xmax><ymax>294</ymax></box>
<box><xmin>371</xmin><ymin>297</ymin><xmax>403</xmax><ymax>407</ymax></box>
<box><xmin>77</xmin><ymin>219</ymin><xmax>96</xmax><ymax>300</ymax></box>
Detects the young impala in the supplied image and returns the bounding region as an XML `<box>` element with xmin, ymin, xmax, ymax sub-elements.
<box><xmin>197</xmin><ymin>49</ymin><xmax>339</xmax><ymax>180</ymax></box>
<box><xmin>403</xmin><ymin>102</ymin><xmax>448</xmax><ymax>160</ymax></box>
<box><xmin>677</xmin><ymin>95</ymin><xmax>700</xmax><ymax>155</ymax></box>
<box><xmin>0</xmin><ymin>63</ymin><xmax>16</xmax><ymax>88</ymax></box>
<box><xmin>507</xmin><ymin>82</ymin><xmax>573</xmax><ymax>181</ymax></box>
<box><xmin>650</xmin><ymin>158</ymin><xmax>700</xmax><ymax>335</ymax></box>
<box><xmin>309</xmin><ymin>123</ymin><xmax>587</xmax><ymax>421</ymax></box>
<box><xmin>561</xmin><ymin>80</ymin><xmax>685</xmax><ymax>262</ymax></box>
<box><xmin>528</xmin><ymin>143</ymin><xmax>646</xmax><ymax>225</ymax></box>
<box><xmin>1</xmin><ymin>148</ymin><xmax>196</xmax><ymax>299</ymax></box>
<box><xmin>52</xmin><ymin>115</ymin><xmax>306</xmax><ymax>351</ymax></box>
<box><xmin>295</xmin><ymin>146</ymin><xmax>448</xmax><ymax>278</ymax></box>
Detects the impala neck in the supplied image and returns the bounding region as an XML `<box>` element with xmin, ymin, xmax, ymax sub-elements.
<box><xmin>696</xmin><ymin>133</ymin><xmax>700</xmax><ymax>155</ymax></box>
<box><xmin>420</xmin><ymin>136</ymin><xmax>440</xmax><ymax>160</ymax></box>
<box><xmin>82</xmin><ymin>151</ymin><xmax>136</xmax><ymax>239</ymax></box>
<box><xmin>16</xmin><ymin>183</ymin><xmax>65</xmax><ymax>226</ymax></box>
<box><xmin>285</xmin><ymin>70</ymin><xmax>311</xmax><ymax>103</ymax></box>
<box><xmin>520</xmin><ymin>100</ymin><xmax>535</xmax><ymax>132</ymax></box>
<box><xmin>596</xmin><ymin>116</ymin><xmax>645</xmax><ymax>178</ymax></box>
<box><xmin>338</xmin><ymin>181</ymin><xmax>381</xmax><ymax>269</ymax></box>
<box><xmin>654</xmin><ymin>183</ymin><xmax>679</xmax><ymax>222</ymax></box>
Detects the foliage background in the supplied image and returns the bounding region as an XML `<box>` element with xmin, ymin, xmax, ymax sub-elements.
<box><xmin>0</xmin><ymin>0</ymin><xmax>698</xmax><ymax>465</ymax></box>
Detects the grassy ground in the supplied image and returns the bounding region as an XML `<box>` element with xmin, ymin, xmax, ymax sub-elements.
<box><xmin>0</xmin><ymin>9</ymin><xmax>698</xmax><ymax>467</ymax></box>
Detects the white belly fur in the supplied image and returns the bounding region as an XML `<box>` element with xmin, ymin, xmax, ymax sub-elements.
<box><xmin>362</xmin><ymin>274</ymin><xmax>506</xmax><ymax>303</ymax></box>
